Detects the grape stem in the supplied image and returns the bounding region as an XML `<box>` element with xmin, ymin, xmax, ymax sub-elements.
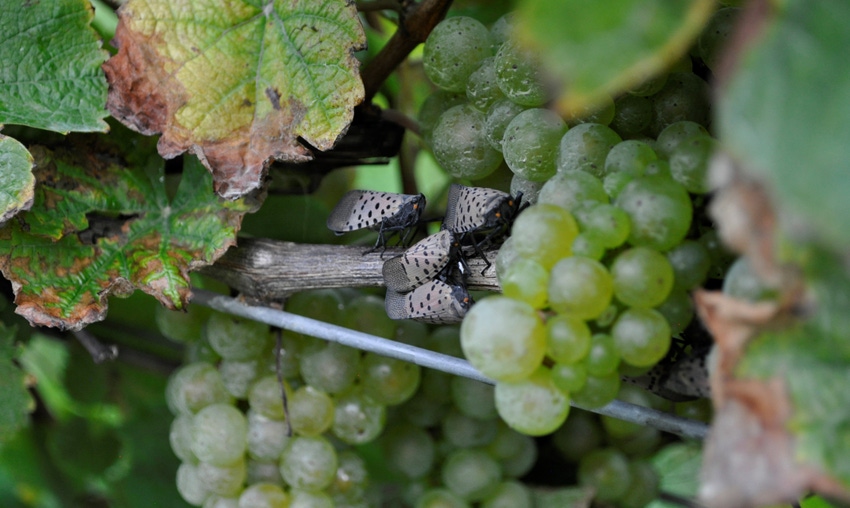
<box><xmin>191</xmin><ymin>289</ymin><xmax>710</xmax><ymax>440</ymax></box>
<box><xmin>71</xmin><ymin>329</ymin><xmax>118</xmax><ymax>364</ymax></box>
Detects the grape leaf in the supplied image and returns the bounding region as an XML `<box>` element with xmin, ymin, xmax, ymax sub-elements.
<box><xmin>514</xmin><ymin>0</ymin><xmax>714</xmax><ymax>115</ymax></box>
<box><xmin>717</xmin><ymin>0</ymin><xmax>850</xmax><ymax>252</ymax></box>
<box><xmin>0</xmin><ymin>137</ymin><xmax>252</xmax><ymax>330</ymax></box>
<box><xmin>0</xmin><ymin>134</ymin><xmax>35</xmax><ymax>225</ymax></box>
<box><xmin>0</xmin><ymin>0</ymin><xmax>109</xmax><ymax>133</ymax></box>
<box><xmin>103</xmin><ymin>0</ymin><xmax>366</xmax><ymax>199</ymax></box>
<box><xmin>0</xmin><ymin>323</ymin><xmax>33</xmax><ymax>444</ymax></box>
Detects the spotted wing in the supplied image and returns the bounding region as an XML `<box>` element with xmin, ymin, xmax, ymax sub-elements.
<box><xmin>442</xmin><ymin>184</ymin><xmax>511</xmax><ymax>233</ymax></box>
<box><xmin>327</xmin><ymin>190</ymin><xmax>416</xmax><ymax>233</ymax></box>
<box><xmin>385</xmin><ymin>279</ymin><xmax>472</xmax><ymax>324</ymax></box>
<box><xmin>382</xmin><ymin>230</ymin><xmax>456</xmax><ymax>292</ymax></box>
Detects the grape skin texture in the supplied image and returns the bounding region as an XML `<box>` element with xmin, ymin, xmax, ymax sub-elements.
<box><xmin>548</xmin><ymin>256</ymin><xmax>613</xmax><ymax>319</ymax></box>
<box><xmin>423</xmin><ymin>16</ymin><xmax>492</xmax><ymax>93</ymax></box>
<box><xmin>611</xmin><ymin>308</ymin><xmax>672</xmax><ymax>367</ymax></box>
<box><xmin>615</xmin><ymin>175</ymin><xmax>693</xmax><ymax>251</ymax></box>
<box><xmin>494</xmin><ymin>367</ymin><xmax>570</xmax><ymax>436</ymax></box>
<box><xmin>432</xmin><ymin>104</ymin><xmax>503</xmax><ymax>180</ymax></box>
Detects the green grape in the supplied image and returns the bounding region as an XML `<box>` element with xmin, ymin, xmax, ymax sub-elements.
<box><xmin>675</xmin><ymin>398</ymin><xmax>713</xmax><ymax>422</ymax></box>
<box><xmin>698</xmin><ymin>229</ymin><xmax>736</xmax><ymax>278</ymax></box>
<box><xmin>238</xmin><ymin>483</ymin><xmax>289</xmax><ymax>508</ymax></box>
<box><xmin>552</xmin><ymin>410</ymin><xmax>603</xmax><ymax>462</ymax></box>
<box><xmin>537</xmin><ymin>171</ymin><xmax>609</xmax><ymax>212</ymax></box>
<box><xmin>615</xmin><ymin>174</ymin><xmax>692</xmax><ymax>251</ymax></box>
<box><xmin>499</xmin><ymin>435</ymin><xmax>537</xmax><ymax>478</ymax></box>
<box><xmin>502</xmin><ymin>108</ymin><xmax>566</xmax><ymax>182</ymax></box>
<box><xmin>577</xmin><ymin>448</ymin><xmax>632</xmax><ymax>502</ymax></box>
<box><xmin>427</xmin><ymin>326</ymin><xmax>465</xmax><ymax>358</ymax></box>
<box><xmin>205</xmin><ymin>494</ymin><xmax>239</xmax><ymax>508</ymax></box>
<box><xmin>361</xmin><ymin>352</ymin><xmax>421</xmax><ymax>406</ymax></box>
<box><xmin>484</xmin><ymin>98</ymin><xmax>527</xmax><ymax>151</ymax></box>
<box><xmin>642</xmin><ymin>159</ymin><xmax>671</xmax><ymax>178</ymax></box>
<box><xmin>495</xmin><ymin>40</ymin><xmax>549</xmax><ymax>107</ymax></box>
<box><xmin>423</xmin><ymin>17</ymin><xmax>493</xmax><ymax>92</ymax></box>
<box><xmin>399</xmin><ymin>389</ymin><xmax>450</xmax><ymax>428</ymax></box>
<box><xmin>499</xmin><ymin>257</ymin><xmax>549</xmax><ymax>309</ymax></box>
<box><xmin>698</xmin><ymin>7</ymin><xmax>741</xmax><ymax>71</ymax></box>
<box><xmin>548</xmin><ymin>256</ymin><xmax>613</xmax><ymax>319</ymax></box>
<box><xmin>655</xmin><ymin>120</ymin><xmax>710</xmax><ymax>159</ymax></box>
<box><xmin>433</xmin><ymin>104</ymin><xmax>503</xmax><ymax>180</ymax></box>
<box><xmin>460</xmin><ymin>296</ymin><xmax>546</xmax><ymax>382</ymax></box>
<box><xmin>156</xmin><ymin>304</ymin><xmax>210</xmax><ymax>343</ymax></box>
<box><xmin>345</xmin><ymin>294</ymin><xmax>397</xmax><ymax>338</ymax></box>
<box><xmin>247</xmin><ymin>410</ymin><xmax>290</xmax><ymax>462</ymax></box>
<box><xmin>177</xmin><ymin>462</ymin><xmax>210</xmax><ymax>506</ymax></box>
<box><xmin>666</xmin><ymin>240</ymin><xmax>711</xmax><ymax>291</ymax></box>
<box><xmin>602</xmin><ymin>171</ymin><xmax>635</xmax><ymax>199</ymax></box>
<box><xmin>545</xmin><ymin>314</ymin><xmax>591</xmax><ymax>364</ymax></box>
<box><xmin>655</xmin><ymin>288</ymin><xmax>694</xmax><ymax>335</ymax></box>
<box><xmin>571</xmin><ymin>371</ymin><xmax>620</xmax><ymax>408</ymax></box>
<box><xmin>328</xmin><ymin>451</ymin><xmax>369</xmax><ymax>503</ymax></box>
<box><xmin>575</xmin><ymin>202</ymin><xmax>631</xmax><ymax>249</ymax></box>
<box><xmin>219</xmin><ymin>359</ymin><xmax>261</xmax><ymax>400</ymax></box>
<box><xmin>628</xmin><ymin>72</ymin><xmax>667</xmax><ymax>97</ymax></box>
<box><xmin>489</xmin><ymin>12</ymin><xmax>516</xmax><ymax>48</ymax></box>
<box><xmin>571</xmin><ymin>233</ymin><xmax>605</xmax><ymax>260</ymax></box>
<box><xmin>583</xmin><ymin>334</ymin><xmax>620</xmax><ymax>376</ymax></box>
<box><xmin>723</xmin><ymin>256</ymin><xmax>777</xmax><ymax>301</ymax></box>
<box><xmin>450</xmin><ymin>376</ymin><xmax>497</xmax><ymax>420</ymax></box>
<box><xmin>420</xmin><ymin>368</ymin><xmax>454</xmax><ymax>404</ymax></box>
<box><xmin>594</xmin><ymin>303</ymin><xmax>620</xmax><ymax>328</ymax></box>
<box><xmin>611</xmin><ymin>308</ymin><xmax>671</xmax><ymax>367</ymax></box>
<box><xmin>494</xmin><ymin>366</ymin><xmax>570</xmax><ymax>436</ymax></box>
<box><xmin>610</xmin><ymin>94</ymin><xmax>652</xmax><ymax>136</ymax></box>
<box><xmin>382</xmin><ymin>423</ymin><xmax>436</xmax><ymax>480</ymax></box>
<box><xmin>263</xmin><ymin>332</ymin><xmax>302</xmax><ymax>380</ymax></box>
<box><xmin>197</xmin><ymin>459</ymin><xmax>246</xmax><ymax>497</ymax></box>
<box><xmin>611</xmin><ymin>421</ymin><xmax>662</xmax><ymax>458</ymax></box>
<box><xmin>191</xmin><ymin>403</ymin><xmax>248</xmax><ymax>466</ymax></box>
<box><xmin>205</xmin><ymin>312</ymin><xmax>270</xmax><ymax>361</ymax></box>
<box><xmin>248</xmin><ymin>375</ymin><xmax>291</xmax><ymax>420</ymax></box>
<box><xmin>556</xmin><ymin>123</ymin><xmax>623</xmax><ymax>177</ymax></box>
<box><xmin>246</xmin><ymin>460</ymin><xmax>283</xmax><ymax>486</ymax></box>
<box><xmin>442</xmin><ymin>408</ymin><xmax>499</xmax><ymax>448</ymax></box>
<box><xmin>418</xmin><ymin>91</ymin><xmax>468</xmax><ymax>146</ymax></box>
<box><xmin>619</xmin><ymin>460</ymin><xmax>660</xmax><ymax>508</ymax></box>
<box><xmin>167</xmin><ymin>362</ymin><xmax>232</xmax><ymax>416</ymax></box>
<box><xmin>442</xmin><ymin>448</ymin><xmax>502</xmax><ymax>502</ymax></box>
<box><xmin>600</xmin><ymin>385</ymin><xmax>653</xmax><ymax>439</ymax></box>
<box><xmin>299</xmin><ymin>342</ymin><xmax>360</xmax><ymax>394</ymax></box>
<box><xmin>610</xmin><ymin>247</ymin><xmax>674</xmax><ymax>308</ymax></box>
<box><xmin>509</xmin><ymin>174</ymin><xmax>543</xmax><ymax>206</ymax></box>
<box><xmin>604</xmin><ymin>140</ymin><xmax>658</xmax><ymax>176</ymax></box>
<box><xmin>510</xmin><ymin>204</ymin><xmax>579</xmax><ymax>269</ymax></box>
<box><xmin>185</xmin><ymin>333</ymin><xmax>222</xmax><ymax>365</ymax></box>
<box><xmin>393</xmin><ymin>320</ymin><xmax>430</xmax><ymax>349</ymax></box>
<box><xmin>669</xmin><ymin>134</ymin><xmax>716</xmax><ymax>194</ymax></box>
<box><xmin>486</xmin><ymin>421</ymin><xmax>527</xmax><ymax>461</ymax></box>
<box><xmin>280</xmin><ymin>436</ymin><xmax>338</xmax><ymax>491</ymax></box>
<box><xmin>564</xmin><ymin>95</ymin><xmax>616</xmax><ymax>127</ymax></box>
<box><xmin>415</xmin><ymin>488</ymin><xmax>470</xmax><ymax>508</ymax></box>
<box><xmin>494</xmin><ymin>235</ymin><xmax>520</xmax><ymax>280</ymax></box>
<box><xmin>481</xmin><ymin>481</ymin><xmax>534</xmax><ymax>508</ymax></box>
<box><xmin>289</xmin><ymin>386</ymin><xmax>335</xmax><ymax>437</ymax></box>
<box><xmin>170</xmin><ymin>414</ymin><xmax>197</xmax><ymax>463</ymax></box>
<box><xmin>648</xmin><ymin>72</ymin><xmax>711</xmax><ymax>136</ymax></box>
<box><xmin>467</xmin><ymin>57</ymin><xmax>506</xmax><ymax>112</ymax></box>
<box><xmin>289</xmin><ymin>489</ymin><xmax>333</xmax><ymax>508</ymax></box>
<box><xmin>332</xmin><ymin>387</ymin><xmax>386</xmax><ymax>445</ymax></box>
<box><xmin>551</xmin><ymin>362</ymin><xmax>587</xmax><ymax>393</ymax></box>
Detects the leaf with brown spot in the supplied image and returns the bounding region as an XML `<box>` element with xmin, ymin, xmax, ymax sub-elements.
<box><xmin>0</xmin><ymin>135</ymin><xmax>252</xmax><ymax>331</ymax></box>
<box><xmin>102</xmin><ymin>0</ymin><xmax>366</xmax><ymax>199</ymax></box>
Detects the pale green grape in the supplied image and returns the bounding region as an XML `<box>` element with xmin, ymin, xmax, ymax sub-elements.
<box><xmin>219</xmin><ymin>359</ymin><xmax>261</xmax><ymax>400</ymax></box>
<box><xmin>698</xmin><ymin>7</ymin><xmax>741</xmax><ymax>71</ymax></box>
<box><xmin>481</xmin><ymin>481</ymin><xmax>534</xmax><ymax>508</ymax></box>
<box><xmin>495</xmin><ymin>367</ymin><xmax>570</xmax><ymax>436</ymax></box>
<box><xmin>494</xmin><ymin>40</ymin><xmax>549</xmax><ymax>107</ymax></box>
<box><xmin>328</xmin><ymin>450</ymin><xmax>369</xmax><ymax>502</ymax></box>
<box><xmin>648</xmin><ymin>73</ymin><xmax>710</xmax><ymax>136</ymax></box>
<box><xmin>420</xmin><ymin>368</ymin><xmax>454</xmax><ymax>405</ymax></box>
<box><xmin>613</xmin><ymin>422</ymin><xmax>662</xmax><ymax>457</ymax></box>
<box><xmin>197</xmin><ymin>459</ymin><xmax>246</xmax><ymax>497</ymax></box>
<box><xmin>191</xmin><ymin>403</ymin><xmax>248</xmax><ymax>466</ymax></box>
<box><xmin>289</xmin><ymin>489</ymin><xmax>334</xmax><ymax>508</ymax></box>
<box><xmin>669</xmin><ymin>134</ymin><xmax>716</xmax><ymax>194</ymax></box>
<box><xmin>238</xmin><ymin>483</ymin><xmax>289</xmax><ymax>508</ymax></box>
<box><xmin>442</xmin><ymin>448</ymin><xmax>502</xmax><ymax>502</ymax></box>
<box><xmin>552</xmin><ymin>410</ymin><xmax>603</xmax><ymax>462</ymax></box>
<box><xmin>620</xmin><ymin>460</ymin><xmax>661</xmax><ymax>508</ymax></box>
<box><xmin>484</xmin><ymin>98</ymin><xmax>527</xmax><ymax>151</ymax></box>
<box><xmin>509</xmin><ymin>174</ymin><xmax>543</xmax><ymax>206</ymax></box>
<box><xmin>280</xmin><ymin>436</ymin><xmax>338</xmax><ymax>492</ymax></box>
<box><xmin>345</xmin><ymin>294</ymin><xmax>397</xmax><ymax>338</ymax></box>
<box><xmin>399</xmin><ymin>389</ymin><xmax>450</xmax><ymax>428</ymax></box>
<box><xmin>583</xmin><ymin>334</ymin><xmax>620</xmax><ymax>376</ymax></box>
<box><xmin>571</xmin><ymin>371</ymin><xmax>620</xmax><ymax>408</ymax></box>
<box><xmin>556</xmin><ymin>123</ymin><xmax>622</xmax><ymax>177</ymax></box>
<box><xmin>332</xmin><ymin>388</ymin><xmax>386</xmax><ymax>445</ymax></box>
<box><xmin>486</xmin><ymin>421</ymin><xmax>527</xmax><ymax>462</ymax></box>
<box><xmin>418</xmin><ymin>91</ymin><xmax>467</xmax><ymax>146</ymax></box>
<box><xmin>666</xmin><ymin>240</ymin><xmax>711</xmax><ymax>291</ymax></box>
<box><xmin>545</xmin><ymin>314</ymin><xmax>591</xmax><ymax>365</ymax></box>
<box><xmin>442</xmin><ymin>408</ymin><xmax>499</xmax><ymax>448</ymax></box>
<box><xmin>423</xmin><ymin>17</ymin><xmax>492</xmax><ymax>92</ymax></box>
<box><xmin>577</xmin><ymin>448</ymin><xmax>632</xmax><ymax>502</ymax></box>
<box><xmin>185</xmin><ymin>333</ymin><xmax>221</xmax><ymax>365</ymax></box>
<box><xmin>574</xmin><ymin>202</ymin><xmax>631</xmax><ymax>248</ymax></box>
<box><xmin>263</xmin><ymin>332</ymin><xmax>302</xmax><ymax>380</ymax></box>
<box><xmin>722</xmin><ymin>256</ymin><xmax>776</xmax><ymax>301</ymax></box>
<box><xmin>156</xmin><ymin>304</ymin><xmax>210</xmax><ymax>343</ymax></box>
<box><xmin>289</xmin><ymin>386</ymin><xmax>335</xmax><ymax>437</ymax></box>
<box><xmin>167</xmin><ymin>362</ymin><xmax>232</xmax><ymax>416</ymax></box>
<box><xmin>460</xmin><ymin>296</ymin><xmax>546</xmax><ymax>382</ymax></box>
<box><xmin>600</xmin><ymin>385</ymin><xmax>654</xmax><ymax>439</ymax></box>
<box><xmin>494</xmin><ymin>235</ymin><xmax>520</xmax><ymax>280</ymax></box>
<box><xmin>615</xmin><ymin>175</ymin><xmax>692</xmax><ymax>251</ymax></box>
<box><xmin>537</xmin><ymin>171</ymin><xmax>608</xmax><ymax>212</ymax></box>
<box><xmin>604</xmin><ymin>140</ymin><xmax>658</xmax><ymax>176</ymax></box>
<box><xmin>450</xmin><ymin>376</ymin><xmax>497</xmax><ymax>420</ymax></box>
<box><xmin>489</xmin><ymin>13</ymin><xmax>516</xmax><ymax>48</ymax></box>
<box><xmin>415</xmin><ymin>488</ymin><xmax>470</xmax><ymax>508</ymax></box>
<box><xmin>699</xmin><ymin>229</ymin><xmax>736</xmax><ymax>278</ymax></box>
<box><xmin>550</xmin><ymin>362</ymin><xmax>587</xmax><ymax>393</ymax></box>
<box><xmin>611</xmin><ymin>308</ymin><xmax>671</xmax><ymax>367</ymax></box>
<box><xmin>655</xmin><ymin>120</ymin><xmax>710</xmax><ymax>159</ymax></box>
<box><xmin>655</xmin><ymin>288</ymin><xmax>694</xmax><ymax>335</ymax></box>
<box><xmin>467</xmin><ymin>57</ymin><xmax>506</xmax><ymax>112</ymax></box>
<box><xmin>602</xmin><ymin>171</ymin><xmax>635</xmax><ymax>199</ymax></box>
<box><xmin>248</xmin><ymin>375</ymin><xmax>291</xmax><ymax>421</ymax></box>
<box><xmin>499</xmin><ymin>432</ymin><xmax>538</xmax><ymax>478</ymax></box>
<box><xmin>361</xmin><ymin>353</ymin><xmax>421</xmax><ymax>406</ymax></box>
<box><xmin>510</xmin><ymin>204</ymin><xmax>579</xmax><ymax>269</ymax></box>
<box><xmin>548</xmin><ymin>256</ymin><xmax>613</xmax><ymax>320</ymax></box>
<box><xmin>177</xmin><ymin>462</ymin><xmax>210</xmax><ymax>506</ymax></box>
<box><xmin>564</xmin><ymin>95</ymin><xmax>615</xmax><ymax>127</ymax></box>
<box><xmin>502</xmin><ymin>108</ymin><xmax>566</xmax><ymax>182</ymax></box>
<box><xmin>629</xmin><ymin>72</ymin><xmax>667</xmax><ymax>97</ymax></box>
<box><xmin>393</xmin><ymin>319</ymin><xmax>430</xmax><ymax>349</ymax></box>
<box><xmin>594</xmin><ymin>303</ymin><xmax>620</xmax><ymax>328</ymax></box>
<box><xmin>170</xmin><ymin>413</ymin><xmax>197</xmax><ymax>463</ymax></box>
<box><xmin>246</xmin><ymin>460</ymin><xmax>283</xmax><ymax>486</ymax></box>
<box><xmin>247</xmin><ymin>410</ymin><xmax>290</xmax><ymax>462</ymax></box>
<box><xmin>204</xmin><ymin>495</ymin><xmax>239</xmax><ymax>508</ymax></box>
<box><xmin>499</xmin><ymin>257</ymin><xmax>548</xmax><ymax>309</ymax></box>
<box><xmin>610</xmin><ymin>247</ymin><xmax>674</xmax><ymax>308</ymax></box>
<box><xmin>433</xmin><ymin>104</ymin><xmax>503</xmax><ymax>180</ymax></box>
<box><xmin>205</xmin><ymin>312</ymin><xmax>270</xmax><ymax>361</ymax></box>
<box><xmin>299</xmin><ymin>342</ymin><xmax>360</xmax><ymax>394</ymax></box>
<box><xmin>382</xmin><ymin>423</ymin><xmax>436</xmax><ymax>480</ymax></box>
<box><xmin>643</xmin><ymin>159</ymin><xmax>672</xmax><ymax>178</ymax></box>
<box><xmin>571</xmin><ymin>232</ymin><xmax>605</xmax><ymax>260</ymax></box>
<box><xmin>427</xmin><ymin>327</ymin><xmax>465</xmax><ymax>358</ymax></box>
<box><xmin>610</xmin><ymin>94</ymin><xmax>652</xmax><ymax>136</ymax></box>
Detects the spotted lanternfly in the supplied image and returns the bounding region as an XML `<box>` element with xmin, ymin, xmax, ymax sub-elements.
<box><xmin>382</xmin><ymin>230</ymin><xmax>468</xmax><ymax>293</ymax></box>
<box><xmin>385</xmin><ymin>279</ymin><xmax>473</xmax><ymax>324</ymax></box>
<box><xmin>327</xmin><ymin>190</ymin><xmax>426</xmax><ymax>252</ymax></box>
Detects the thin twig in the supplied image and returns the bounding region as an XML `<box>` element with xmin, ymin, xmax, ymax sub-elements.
<box><xmin>381</xmin><ymin>108</ymin><xmax>421</xmax><ymax>137</ymax></box>
<box><xmin>72</xmin><ymin>329</ymin><xmax>118</xmax><ymax>363</ymax></box>
<box><xmin>274</xmin><ymin>329</ymin><xmax>293</xmax><ymax>437</ymax></box>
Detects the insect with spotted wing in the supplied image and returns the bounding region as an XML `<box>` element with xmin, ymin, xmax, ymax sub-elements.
<box><xmin>327</xmin><ymin>190</ymin><xmax>426</xmax><ymax>254</ymax></box>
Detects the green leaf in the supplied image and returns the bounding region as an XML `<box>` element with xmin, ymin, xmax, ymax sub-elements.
<box><xmin>0</xmin><ymin>134</ymin><xmax>35</xmax><ymax>225</ymax></box>
<box><xmin>103</xmin><ymin>0</ymin><xmax>366</xmax><ymax>199</ymax></box>
<box><xmin>0</xmin><ymin>137</ymin><xmax>252</xmax><ymax>330</ymax></box>
<box><xmin>0</xmin><ymin>323</ymin><xmax>33</xmax><ymax>444</ymax></box>
<box><xmin>648</xmin><ymin>442</ymin><xmax>702</xmax><ymax>508</ymax></box>
<box><xmin>0</xmin><ymin>0</ymin><xmax>109</xmax><ymax>133</ymax></box>
<box><xmin>718</xmin><ymin>0</ymin><xmax>850</xmax><ymax>251</ymax></box>
<box><xmin>515</xmin><ymin>0</ymin><xmax>714</xmax><ymax>114</ymax></box>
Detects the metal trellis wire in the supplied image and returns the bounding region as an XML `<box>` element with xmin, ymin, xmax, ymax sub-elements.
<box><xmin>192</xmin><ymin>289</ymin><xmax>710</xmax><ymax>440</ymax></box>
